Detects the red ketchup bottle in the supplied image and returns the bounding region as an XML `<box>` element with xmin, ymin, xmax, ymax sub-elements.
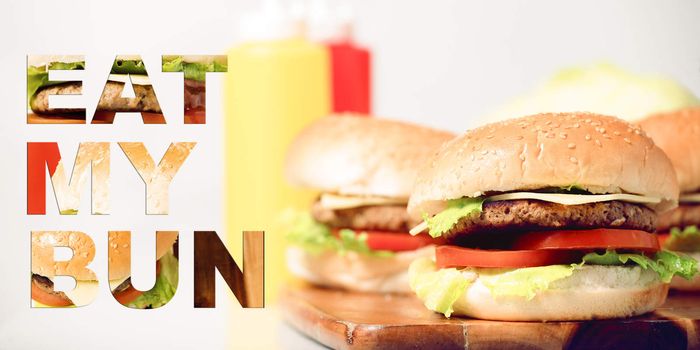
<box><xmin>307</xmin><ymin>0</ymin><xmax>372</xmax><ymax>115</ymax></box>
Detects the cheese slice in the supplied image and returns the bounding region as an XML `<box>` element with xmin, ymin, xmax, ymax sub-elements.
<box><xmin>409</xmin><ymin>192</ymin><xmax>661</xmax><ymax>235</ymax></box>
<box><xmin>319</xmin><ymin>193</ymin><xmax>407</xmax><ymax>210</ymax></box>
<box><xmin>107</xmin><ymin>74</ymin><xmax>151</xmax><ymax>86</ymax></box>
<box><xmin>680</xmin><ymin>193</ymin><xmax>700</xmax><ymax>203</ymax></box>
<box><xmin>485</xmin><ymin>192</ymin><xmax>661</xmax><ymax>206</ymax></box>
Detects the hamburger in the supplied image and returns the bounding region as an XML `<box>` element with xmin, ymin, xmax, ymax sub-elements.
<box><xmin>407</xmin><ymin>112</ymin><xmax>697</xmax><ymax>321</ymax></box>
<box><xmin>31</xmin><ymin>231</ymin><xmax>178</xmax><ymax>308</ymax></box>
<box><xmin>27</xmin><ymin>55</ymin><xmax>162</xmax><ymax>117</ymax></box>
<box><xmin>639</xmin><ymin>107</ymin><xmax>700</xmax><ymax>290</ymax></box>
<box><xmin>284</xmin><ymin>115</ymin><xmax>454</xmax><ymax>293</ymax></box>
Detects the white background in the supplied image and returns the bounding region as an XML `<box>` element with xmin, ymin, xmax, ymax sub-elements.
<box><xmin>1</xmin><ymin>0</ymin><xmax>699</xmax><ymax>349</ymax></box>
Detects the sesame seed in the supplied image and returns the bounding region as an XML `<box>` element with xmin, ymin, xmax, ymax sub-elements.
<box><xmin>585</xmin><ymin>134</ymin><xmax>592</xmax><ymax>141</ymax></box>
<box><xmin>624</xmin><ymin>138</ymin><xmax>631</xmax><ymax>144</ymax></box>
<box><xmin>481</xmin><ymin>150</ymin><xmax>488</xmax><ymax>155</ymax></box>
<box><xmin>559</xmin><ymin>132</ymin><xmax>567</xmax><ymax>139</ymax></box>
<box><xmin>516</xmin><ymin>135</ymin><xmax>524</xmax><ymax>140</ymax></box>
<box><xmin>595</xmin><ymin>139</ymin><xmax>602</xmax><ymax>147</ymax></box>
<box><xmin>567</xmin><ymin>143</ymin><xmax>576</xmax><ymax>149</ymax></box>
<box><xmin>573</xmin><ymin>123</ymin><xmax>580</xmax><ymax>128</ymax></box>
<box><xmin>613</xmin><ymin>131</ymin><xmax>621</xmax><ymax>136</ymax></box>
<box><xmin>570</xmin><ymin>157</ymin><xmax>578</xmax><ymax>163</ymax></box>
<box><xmin>486</xmin><ymin>134</ymin><xmax>494</xmax><ymax>139</ymax></box>
<box><xmin>585</xmin><ymin>118</ymin><xmax>592</xmax><ymax>123</ymax></box>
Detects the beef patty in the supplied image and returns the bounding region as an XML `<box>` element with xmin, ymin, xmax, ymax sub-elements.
<box><xmin>658</xmin><ymin>204</ymin><xmax>700</xmax><ymax>232</ymax></box>
<box><xmin>441</xmin><ymin>199</ymin><xmax>656</xmax><ymax>239</ymax></box>
<box><xmin>31</xmin><ymin>81</ymin><xmax>162</xmax><ymax>114</ymax></box>
<box><xmin>31</xmin><ymin>274</ymin><xmax>72</xmax><ymax>304</ymax></box>
<box><xmin>311</xmin><ymin>201</ymin><xmax>419</xmax><ymax>232</ymax></box>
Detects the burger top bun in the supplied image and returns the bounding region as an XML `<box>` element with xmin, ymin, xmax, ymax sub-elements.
<box><xmin>32</xmin><ymin>231</ymin><xmax>178</xmax><ymax>281</ymax></box>
<box><xmin>285</xmin><ymin>114</ymin><xmax>455</xmax><ymax>199</ymax></box>
<box><xmin>639</xmin><ymin>107</ymin><xmax>700</xmax><ymax>194</ymax></box>
<box><xmin>408</xmin><ymin>112</ymin><xmax>679</xmax><ymax>218</ymax></box>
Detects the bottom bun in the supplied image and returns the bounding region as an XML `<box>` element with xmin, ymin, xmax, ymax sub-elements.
<box><xmin>452</xmin><ymin>265</ymin><xmax>668</xmax><ymax>321</ymax></box>
<box><xmin>286</xmin><ymin>245</ymin><xmax>434</xmax><ymax>293</ymax></box>
<box><xmin>670</xmin><ymin>252</ymin><xmax>700</xmax><ymax>291</ymax></box>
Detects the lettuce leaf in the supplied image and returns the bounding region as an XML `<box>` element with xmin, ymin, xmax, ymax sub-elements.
<box><xmin>283</xmin><ymin>211</ymin><xmax>393</xmax><ymax>257</ymax></box>
<box><xmin>664</xmin><ymin>226</ymin><xmax>700</xmax><ymax>252</ymax></box>
<box><xmin>410</xmin><ymin>249</ymin><xmax>698</xmax><ymax>317</ymax></box>
<box><xmin>409</xmin><ymin>258</ymin><xmax>471</xmax><ymax>317</ymax></box>
<box><xmin>423</xmin><ymin>197</ymin><xmax>484</xmax><ymax>238</ymax></box>
<box><xmin>27</xmin><ymin>61</ymin><xmax>85</xmax><ymax>103</ymax></box>
<box><xmin>162</xmin><ymin>56</ymin><xmax>227</xmax><ymax>82</ymax></box>
<box><xmin>127</xmin><ymin>251</ymin><xmax>179</xmax><ymax>309</ymax></box>
<box><xmin>478</xmin><ymin>265</ymin><xmax>575</xmax><ymax>300</ymax></box>
<box><xmin>582</xmin><ymin>249</ymin><xmax>697</xmax><ymax>283</ymax></box>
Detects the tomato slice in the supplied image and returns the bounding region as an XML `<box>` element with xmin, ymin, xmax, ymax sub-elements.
<box><xmin>436</xmin><ymin>245</ymin><xmax>584</xmax><ymax>268</ymax></box>
<box><xmin>657</xmin><ymin>233</ymin><xmax>670</xmax><ymax>248</ymax></box>
<box><xmin>513</xmin><ymin>229</ymin><xmax>660</xmax><ymax>252</ymax></box>
<box><xmin>31</xmin><ymin>278</ymin><xmax>73</xmax><ymax>307</ymax></box>
<box><xmin>114</xmin><ymin>285</ymin><xmax>144</xmax><ymax>305</ymax></box>
<box><xmin>332</xmin><ymin>229</ymin><xmax>443</xmax><ymax>252</ymax></box>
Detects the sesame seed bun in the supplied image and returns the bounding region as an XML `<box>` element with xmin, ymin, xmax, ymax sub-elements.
<box><xmin>448</xmin><ymin>265</ymin><xmax>667</xmax><ymax>321</ymax></box>
<box><xmin>408</xmin><ymin>112</ymin><xmax>679</xmax><ymax>219</ymax></box>
<box><xmin>284</xmin><ymin>114</ymin><xmax>455</xmax><ymax>199</ymax></box>
<box><xmin>638</xmin><ymin>107</ymin><xmax>700</xmax><ymax>194</ymax></box>
<box><xmin>31</xmin><ymin>231</ymin><xmax>178</xmax><ymax>281</ymax></box>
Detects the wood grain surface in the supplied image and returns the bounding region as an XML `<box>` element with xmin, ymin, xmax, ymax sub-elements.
<box><xmin>280</xmin><ymin>284</ymin><xmax>700</xmax><ymax>349</ymax></box>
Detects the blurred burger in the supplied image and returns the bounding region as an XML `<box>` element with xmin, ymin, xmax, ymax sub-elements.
<box><xmin>31</xmin><ymin>231</ymin><xmax>178</xmax><ymax>308</ymax></box>
<box><xmin>640</xmin><ymin>107</ymin><xmax>700</xmax><ymax>290</ymax></box>
<box><xmin>284</xmin><ymin>115</ymin><xmax>454</xmax><ymax>293</ymax></box>
<box><xmin>407</xmin><ymin>112</ymin><xmax>696</xmax><ymax>321</ymax></box>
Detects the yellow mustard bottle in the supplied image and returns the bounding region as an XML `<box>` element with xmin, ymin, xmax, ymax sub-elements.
<box><xmin>224</xmin><ymin>4</ymin><xmax>330</xmax><ymax>304</ymax></box>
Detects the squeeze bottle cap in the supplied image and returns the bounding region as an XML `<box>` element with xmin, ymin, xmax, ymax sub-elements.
<box><xmin>238</xmin><ymin>0</ymin><xmax>301</xmax><ymax>42</ymax></box>
<box><xmin>306</xmin><ymin>0</ymin><xmax>354</xmax><ymax>42</ymax></box>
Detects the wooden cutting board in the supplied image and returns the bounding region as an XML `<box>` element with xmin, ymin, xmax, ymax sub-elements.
<box><xmin>280</xmin><ymin>284</ymin><xmax>700</xmax><ymax>349</ymax></box>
